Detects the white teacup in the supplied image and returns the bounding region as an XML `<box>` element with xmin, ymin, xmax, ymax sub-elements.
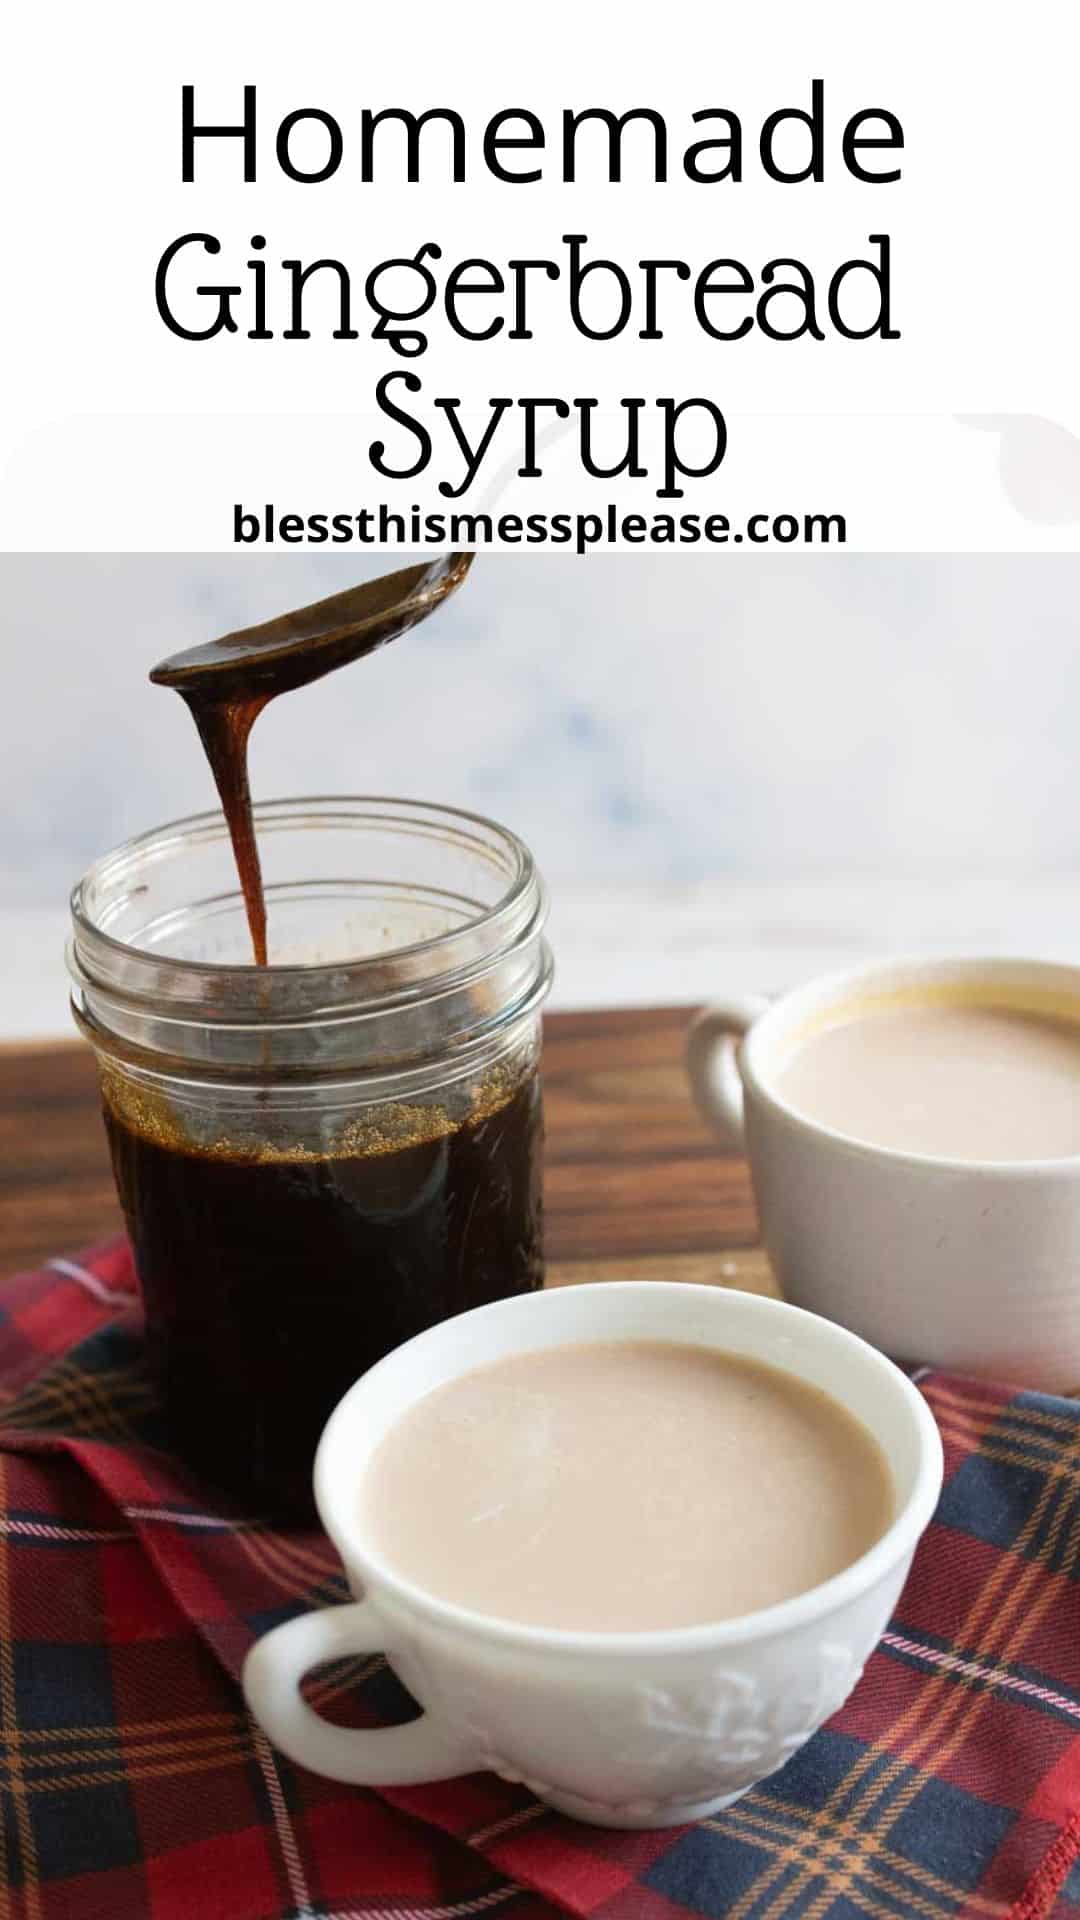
<box><xmin>243</xmin><ymin>1282</ymin><xmax>941</xmax><ymax>1828</ymax></box>
<box><xmin>688</xmin><ymin>955</ymin><xmax>1080</xmax><ymax>1390</ymax></box>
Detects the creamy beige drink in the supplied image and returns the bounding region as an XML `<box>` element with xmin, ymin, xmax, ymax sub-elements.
<box><xmin>774</xmin><ymin>1003</ymin><xmax>1080</xmax><ymax>1161</ymax></box>
<box><xmin>358</xmin><ymin>1339</ymin><xmax>894</xmax><ymax>1631</ymax></box>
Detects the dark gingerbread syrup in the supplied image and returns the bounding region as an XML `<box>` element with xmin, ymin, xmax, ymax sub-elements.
<box><xmin>105</xmin><ymin>1073</ymin><xmax>542</xmax><ymax>1517</ymax></box>
<box><xmin>105</xmin><ymin>555</ymin><xmax>544</xmax><ymax>1516</ymax></box>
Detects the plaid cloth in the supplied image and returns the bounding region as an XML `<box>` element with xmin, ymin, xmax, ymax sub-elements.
<box><xmin>0</xmin><ymin>1241</ymin><xmax>1077</xmax><ymax>1920</ymax></box>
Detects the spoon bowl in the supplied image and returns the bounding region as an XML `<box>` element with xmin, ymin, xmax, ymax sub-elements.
<box><xmin>150</xmin><ymin>552</ymin><xmax>474</xmax><ymax>698</ymax></box>
<box><xmin>148</xmin><ymin>551</ymin><xmax>475</xmax><ymax>967</ymax></box>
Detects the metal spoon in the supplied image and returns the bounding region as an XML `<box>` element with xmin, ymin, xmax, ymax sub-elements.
<box><xmin>149</xmin><ymin>551</ymin><xmax>474</xmax><ymax>697</ymax></box>
<box><xmin>148</xmin><ymin>552</ymin><xmax>475</xmax><ymax>966</ymax></box>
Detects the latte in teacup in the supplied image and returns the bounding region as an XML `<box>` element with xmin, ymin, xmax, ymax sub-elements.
<box><xmin>358</xmin><ymin>1339</ymin><xmax>894</xmax><ymax>1631</ymax></box>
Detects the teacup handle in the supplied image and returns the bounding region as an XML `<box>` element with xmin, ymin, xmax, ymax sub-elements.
<box><xmin>243</xmin><ymin>1601</ymin><xmax>474</xmax><ymax>1785</ymax></box>
<box><xmin>687</xmin><ymin>996</ymin><xmax>769</xmax><ymax>1148</ymax></box>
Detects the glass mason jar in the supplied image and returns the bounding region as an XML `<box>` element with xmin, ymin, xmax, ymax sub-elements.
<box><xmin>68</xmin><ymin>797</ymin><xmax>553</xmax><ymax>1518</ymax></box>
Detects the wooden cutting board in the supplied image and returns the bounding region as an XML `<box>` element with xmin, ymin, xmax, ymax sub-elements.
<box><xmin>0</xmin><ymin>1007</ymin><xmax>775</xmax><ymax>1297</ymax></box>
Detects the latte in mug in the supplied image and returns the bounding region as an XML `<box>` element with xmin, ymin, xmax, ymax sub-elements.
<box><xmin>687</xmin><ymin>959</ymin><xmax>1080</xmax><ymax>1386</ymax></box>
<box><xmin>774</xmin><ymin>1000</ymin><xmax>1080</xmax><ymax>1161</ymax></box>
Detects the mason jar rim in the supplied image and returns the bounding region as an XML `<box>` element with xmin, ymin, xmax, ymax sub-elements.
<box><xmin>68</xmin><ymin>796</ymin><xmax>552</xmax><ymax>1086</ymax></box>
<box><xmin>70</xmin><ymin>794</ymin><xmax>537</xmax><ymax>988</ymax></box>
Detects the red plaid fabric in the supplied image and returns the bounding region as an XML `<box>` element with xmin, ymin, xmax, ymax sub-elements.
<box><xmin>0</xmin><ymin>1240</ymin><xmax>1078</xmax><ymax>1920</ymax></box>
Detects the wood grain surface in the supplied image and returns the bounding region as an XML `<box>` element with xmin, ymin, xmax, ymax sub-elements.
<box><xmin>0</xmin><ymin>1008</ymin><xmax>773</xmax><ymax>1295</ymax></box>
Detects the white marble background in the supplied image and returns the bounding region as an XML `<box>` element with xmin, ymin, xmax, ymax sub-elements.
<box><xmin>4</xmin><ymin>553</ymin><xmax>1080</xmax><ymax>1037</ymax></box>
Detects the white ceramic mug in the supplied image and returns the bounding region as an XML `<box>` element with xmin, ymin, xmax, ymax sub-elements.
<box><xmin>243</xmin><ymin>1281</ymin><xmax>941</xmax><ymax>1828</ymax></box>
<box><xmin>688</xmin><ymin>954</ymin><xmax>1080</xmax><ymax>1390</ymax></box>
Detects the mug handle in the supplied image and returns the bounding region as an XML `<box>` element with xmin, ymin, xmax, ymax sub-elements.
<box><xmin>242</xmin><ymin>1601</ymin><xmax>475</xmax><ymax>1785</ymax></box>
<box><xmin>687</xmin><ymin>996</ymin><xmax>770</xmax><ymax>1148</ymax></box>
